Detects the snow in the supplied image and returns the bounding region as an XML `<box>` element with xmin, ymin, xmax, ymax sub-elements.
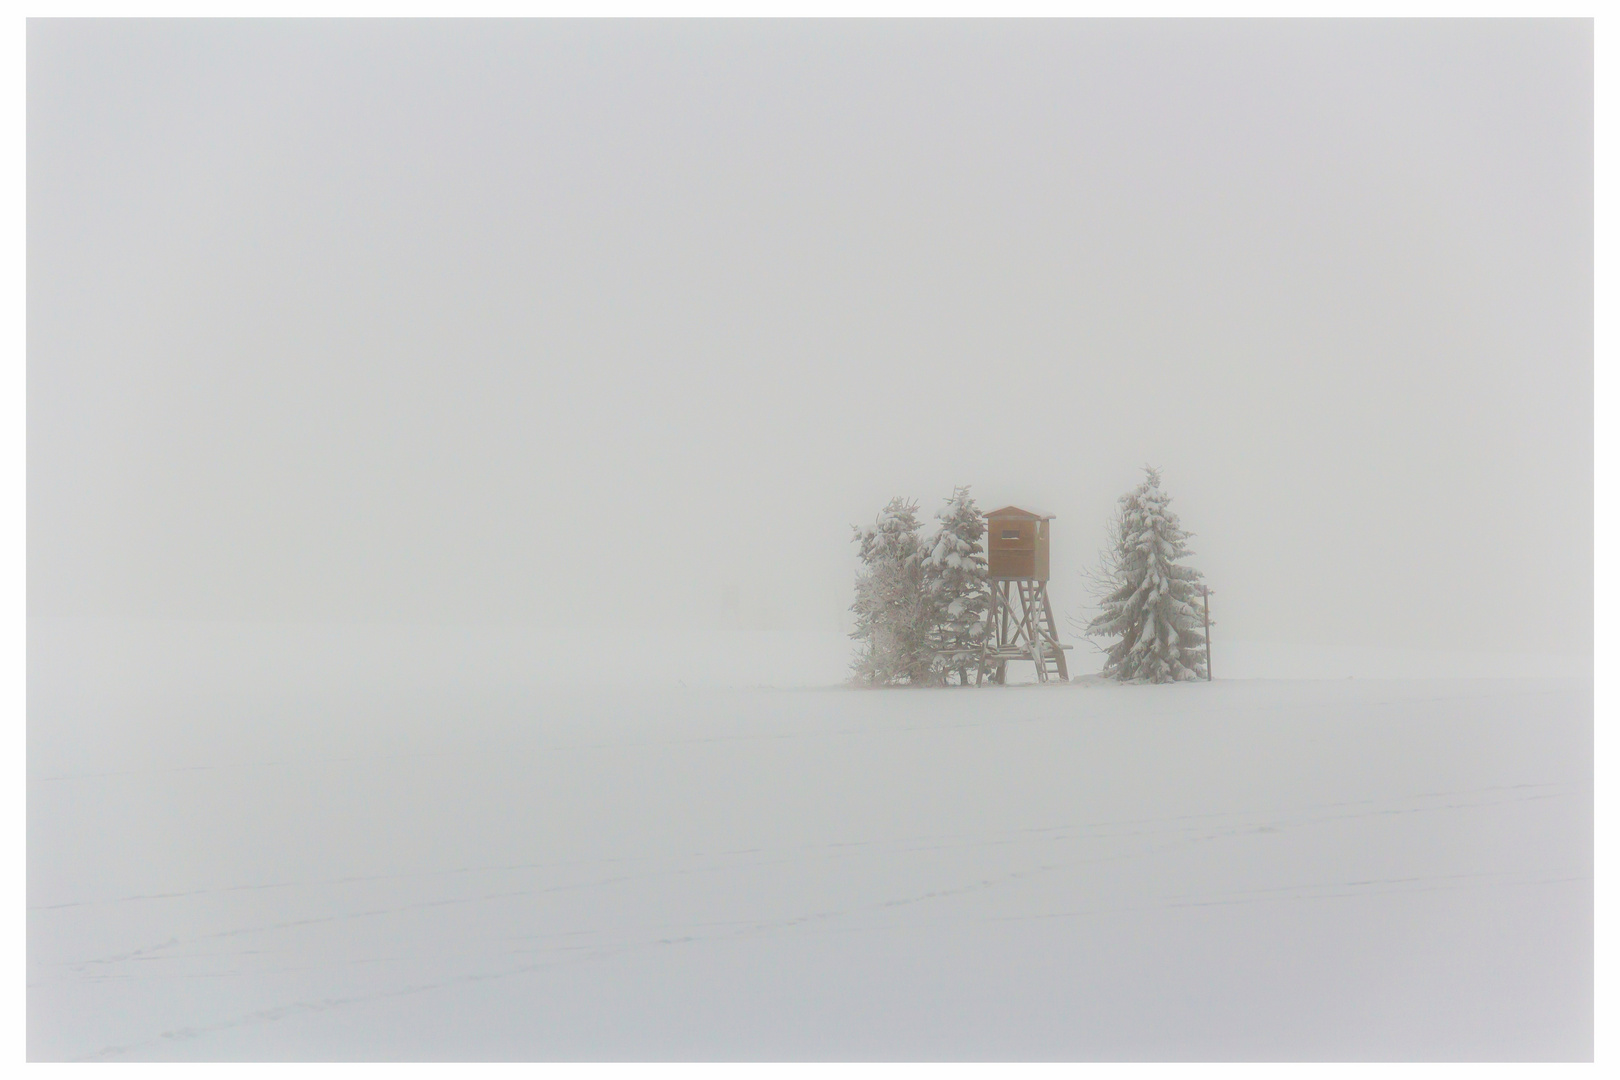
<box><xmin>28</xmin><ymin>620</ymin><xmax>1591</xmax><ymax>1060</ymax></box>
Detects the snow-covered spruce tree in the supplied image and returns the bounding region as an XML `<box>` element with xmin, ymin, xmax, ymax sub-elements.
<box><xmin>923</xmin><ymin>486</ymin><xmax>989</xmax><ymax>686</ymax></box>
<box><xmin>850</xmin><ymin>498</ymin><xmax>942</xmax><ymax>686</ymax></box>
<box><xmin>1087</xmin><ymin>467</ymin><xmax>1208</xmax><ymax>683</ymax></box>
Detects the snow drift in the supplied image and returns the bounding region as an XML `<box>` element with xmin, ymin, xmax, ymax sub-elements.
<box><xmin>28</xmin><ymin>620</ymin><xmax>1591</xmax><ymax>1060</ymax></box>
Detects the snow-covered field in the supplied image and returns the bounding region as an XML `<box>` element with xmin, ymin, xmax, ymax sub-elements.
<box><xmin>28</xmin><ymin>621</ymin><xmax>1592</xmax><ymax>1060</ymax></box>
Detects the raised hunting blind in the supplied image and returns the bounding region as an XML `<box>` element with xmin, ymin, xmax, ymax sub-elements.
<box><xmin>982</xmin><ymin>506</ymin><xmax>1070</xmax><ymax>684</ymax></box>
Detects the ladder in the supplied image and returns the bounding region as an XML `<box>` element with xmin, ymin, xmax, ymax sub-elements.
<box><xmin>980</xmin><ymin>578</ymin><xmax>1072</xmax><ymax>684</ymax></box>
<box><xmin>1033</xmin><ymin>643</ymin><xmax>1064</xmax><ymax>683</ymax></box>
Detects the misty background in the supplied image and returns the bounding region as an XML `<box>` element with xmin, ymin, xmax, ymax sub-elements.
<box><xmin>28</xmin><ymin>19</ymin><xmax>1593</xmax><ymax>661</ymax></box>
<box><xmin>27</xmin><ymin>22</ymin><xmax>1595</xmax><ymax>1060</ymax></box>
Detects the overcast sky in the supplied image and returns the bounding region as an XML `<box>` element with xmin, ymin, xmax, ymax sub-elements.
<box><xmin>28</xmin><ymin>20</ymin><xmax>1592</xmax><ymax>656</ymax></box>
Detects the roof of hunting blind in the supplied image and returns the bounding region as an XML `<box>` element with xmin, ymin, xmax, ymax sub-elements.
<box><xmin>984</xmin><ymin>506</ymin><xmax>1055</xmax><ymax>520</ymax></box>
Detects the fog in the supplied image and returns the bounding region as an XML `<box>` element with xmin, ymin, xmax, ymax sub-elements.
<box><xmin>27</xmin><ymin>21</ymin><xmax>1595</xmax><ymax>1061</ymax></box>
<box><xmin>28</xmin><ymin>20</ymin><xmax>1591</xmax><ymax>647</ymax></box>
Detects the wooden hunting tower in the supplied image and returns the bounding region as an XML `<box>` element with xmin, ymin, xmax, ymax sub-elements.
<box><xmin>982</xmin><ymin>506</ymin><xmax>1070</xmax><ymax>684</ymax></box>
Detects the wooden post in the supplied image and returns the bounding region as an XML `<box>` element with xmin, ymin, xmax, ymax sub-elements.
<box><xmin>1202</xmin><ymin>584</ymin><xmax>1213</xmax><ymax>681</ymax></box>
